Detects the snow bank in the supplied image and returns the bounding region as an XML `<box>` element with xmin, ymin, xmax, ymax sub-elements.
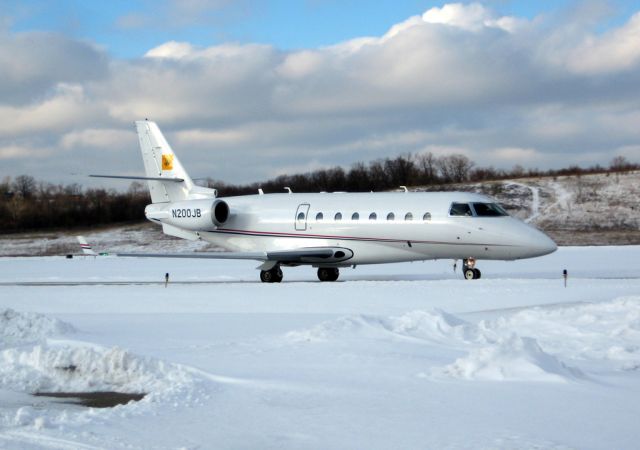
<box><xmin>386</xmin><ymin>309</ymin><xmax>484</xmax><ymax>343</ymax></box>
<box><xmin>0</xmin><ymin>309</ymin><xmax>74</xmax><ymax>349</ymax></box>
<box><xmin>0</xmin><ymin>345</ymin><xmax>193</xmax><ymax>398</ymax></box>
<box><xmin>284</xmin><ymin>309</ymin><xmax>483</xmax><ymax>344</ymax></box>
<box><xmin>0</xmin><ymin>309</ymin><xmax>204</xmax><ymax>433</ymax></box>
<box><xmin>437</xmin><ymin>335</ymin><xmax>584</xmax><ymax>382</ymax></box>
<box><xmin>433</xmin><ymin>297</ymin><xmax>640</xmax><ymax>380</ymax></box>
<box><xmin>285</xmin><ymin>309</ymin><xmax>587</xmax><ymax>382</ymax></box>
<box><xmin>478</xmin><ymin>297</ymin><xmax>640</xmax><ymax>370</ymax></box>
<box><xmin>0</xmin><ymin>309</ymin><xmax>196</xmax><ymax>402</ymax></box>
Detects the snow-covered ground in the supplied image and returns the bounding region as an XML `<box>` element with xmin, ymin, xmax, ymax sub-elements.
<box><xmin>0</xmin><ymin>223</ymin><xmax>217</xmax><ymax>257</ymax></box>
<box><xmin>1</xmin><ymin>247</ymin><xmax>639</xmax><ymax>449</ymax></box>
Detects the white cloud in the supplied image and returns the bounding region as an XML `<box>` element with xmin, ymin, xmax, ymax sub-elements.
<box><xmin>0</xmin><ymin>83</ymin><xmax>105</xmax><ymax>136</ymax></box>
<box><xmin>1</xmin><ymin>3</ymin><xmax>640</xmax><ymax>185</ymax></box>
<box><xmin>276</xmin><ymin>51</ymin><xmax>326</xmax><ymax>80</ymax></box>
<box><xmin>145</xmin><ymin>41</ymin><xmax>195</xmax><ymax>59</ymax></box>
<box><xmin>174</xmin><ymin>128</ymin><xmax>251</xmax><ymax>147</ymax></box>
<box><xmin>418</xmin><ymin>145</ymin><xmax>472</xmax><ymax>158</ymax></box>
<box><xmin>60</xmin><ymin>128</ymin><xmax>132</xmax><ymax>151</ymax></box>
<box><xmin>566</xmin><ymin>11</ymin><xmax>640</xmax><ymax>74</ymax></box>
<box><xmin>0</xmin><ymin>31</ymin><xmax>107</xmax><ymax>105</ymax></box>
<box><xmin>422</xmin><ymin>3</ymin><xmax>524</xmax><ymax>32</ymax></box>
<box><xmin>0</xmin><ymin>144</ymin><xmax>53</xmax><ymax>160</ymax></box>
<box><xmin>489</xmin><ymin>147</ymin><xmax>541</xmax><ymax>162</ymax></box>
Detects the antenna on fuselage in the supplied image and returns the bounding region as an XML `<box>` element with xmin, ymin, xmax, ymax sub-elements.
<box><xmin>284</xmin><ymin>187</ymin><xmax>292</xmax><ymax>194</ymax></box>
<box><xmin>258</xmin><ymin>188</ymin><xmax>264</xmax><ymax>195</ymax></box>
<box><xmin>399</xmin><ymin>186</ymin><xmax>408</xmax><ymax>193</ymax></box>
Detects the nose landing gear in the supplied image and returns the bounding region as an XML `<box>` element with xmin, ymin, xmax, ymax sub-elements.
<box><xmin>260</xmin><ymin>265</ymin><xmax>283</xmax><ymax>283</ymax></box>
<box><xmin>463</xmin><ymin>258</ymin><xmax>481</xmax><ymax>280</ymax></box>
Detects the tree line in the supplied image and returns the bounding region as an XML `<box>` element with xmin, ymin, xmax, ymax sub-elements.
<box><xmin>1</xmin><ymin>154</ymin><xmax>637</xmax><ymax>232</ymax></box>
<box><xmin>0</xmin><ymin>178</ymin><xmax>148</xmax><ymax>232</ymax></box>
<box><xmin>208</xmin><ymin>154</ymin><xmax>638</xmax><ymax>196</ymax></box>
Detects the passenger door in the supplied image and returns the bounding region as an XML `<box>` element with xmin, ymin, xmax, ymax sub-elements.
<box><xmin>295</xmin><ymin>203</ymin><xmax>310</xmax><ymax>231</ymax></box>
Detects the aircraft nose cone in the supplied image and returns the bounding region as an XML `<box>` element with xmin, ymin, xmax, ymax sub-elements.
<box><xmin>522</xmin><ymin>225</ymin><xmax>557</xmax><ymax>257</ymax></box>
<box><xmin>509</xmin><ymin>219</ymin><xmax>558</xmax><ymax>258</ymax></box>
<box><xmin>534</xmin><ymin>233</ymin><xmax>558</xmax><ymax>256</ymax></box>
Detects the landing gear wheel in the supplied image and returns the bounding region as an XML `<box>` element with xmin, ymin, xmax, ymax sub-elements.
<box><xmin>462</xmin><ymin>258</ymin><xmax>481</xmax><ymax>280</ymax></box>
<box><xmin>464</xmin><ymin>268</ymin><xmax>476</xmax><ymax>280</ymax></box>
<box><xmin>260</xmin><ymin>270</ymin><xmax>273</xmax><ymax>283</ymax></box>
<box><xmin>260</xmin><ymin>266</ymin><xmax>283</xmax><ymax>283</ymax></box>
<box><xmin>317</xmin><ymin>267</ymin><xmax>339</xmax><ymax>282</ymax></box>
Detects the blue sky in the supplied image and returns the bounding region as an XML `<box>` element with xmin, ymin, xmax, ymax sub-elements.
<box><xmin>5</xmin><ymin>0</ymin><xmax>636</xmax><ymax>58</ymax></box>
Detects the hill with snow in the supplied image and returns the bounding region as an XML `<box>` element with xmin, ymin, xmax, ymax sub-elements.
<box><xmin>419</xmin><ymin>170</ymin><xmax>640</xmax><ymax>245</ymax></box>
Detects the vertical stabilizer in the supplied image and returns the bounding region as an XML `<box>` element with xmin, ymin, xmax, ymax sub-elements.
<box><xmin>76</xmin><ymin>236</ymin><xmax>97</xmax><ymax>256</ymax></box>
<box><xmin>135</xmin><ymin>120</ymin><xmax>194</xmax><ymax>203</ymax></box>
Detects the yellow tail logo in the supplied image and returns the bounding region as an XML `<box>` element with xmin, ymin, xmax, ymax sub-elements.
<box><xmin>161</xmin><ymin>154</ymin><xmax>174</xmax><ymax>171</ymax></box>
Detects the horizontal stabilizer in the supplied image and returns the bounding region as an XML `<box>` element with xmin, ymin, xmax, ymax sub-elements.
<box><xmin>90</xmin><ymin>174</ymin><xmax>184</xmax><ymax>182</ymax></box>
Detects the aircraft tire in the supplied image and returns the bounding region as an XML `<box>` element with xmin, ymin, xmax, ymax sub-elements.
<box><xmin>473</xmin><ymin>269</ymin><xmax>481</xmax><ymax>279</ymax></box>
<box><xmin>317</xmin><ymin>267</ymin><xmax>339</xmax><ymax>282</ymax></box>
<box><xmin>464</xmin><ymin>268</ymin><xmax>476</xmax><ymax>280</ymax></box>
<box><xmin>260</xmin><ymin>270</ymin><xmax>273</xmax><ymax>283</ymax></box>
<box><xmin>261</xmin><ymin>267</ymin><xmax>283</xmax><ymax>283</ymax></box>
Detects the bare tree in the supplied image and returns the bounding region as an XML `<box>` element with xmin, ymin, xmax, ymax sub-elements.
<box><xmin>437</xmin><ymin>154</ymin><xmax>474</xmax><ymax>183</ymax></box>
<box><xmin>13</xmin><ymin>175</ymin><xmax>36</xmax><ymax>198</ymax></box>
<box><xmin>415</xmin><ymin>152</ymin><xmax>438</xmax><ymax>184</ymax></box>
<box><xmin>610</xmin><ymin>156</ymin><xmax>631</xmax><ymax>172</ymax></box>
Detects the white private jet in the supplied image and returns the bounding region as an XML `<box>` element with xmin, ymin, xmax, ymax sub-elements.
<box><xmin>91</xmin><ymin>120</ymin><xmax>557</xmax><ymax>282</ymax></box>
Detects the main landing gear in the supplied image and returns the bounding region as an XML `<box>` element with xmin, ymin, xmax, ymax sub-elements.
<box><xmin>317</xmin><ymin>267</ymin><xmax>340</xmax><ymax>282</ymax></box>
<box><xmin>462</xmin><ymin>257</ymin><xmax>481</xmax><ymax>280</ymax></box>
<box><xmin>259</xmin><ymin>266</ymin><xmax>340</xmax><ymax>283</ymax></box>
<box><xmin>260</xmin><ymin>265</ymin><xmax>283</xmax><ymax>283</ymax></box>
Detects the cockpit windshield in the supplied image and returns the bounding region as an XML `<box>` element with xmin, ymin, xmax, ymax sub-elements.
<box><xmin>449</xmin><ymin>202</ymin><xmax>509</xmax><ymax>217</ymax></box>
<box><xmin>449</xmin><ymin>203</ymin><xmax>473</xmax><ymax>216</ymax></box>
<box><xmin>471</xmin><ymin>203</ymin><xmax>508</xmax><ymax>217</ymax></box>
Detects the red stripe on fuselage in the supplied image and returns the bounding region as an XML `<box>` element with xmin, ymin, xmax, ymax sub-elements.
<box><xmin>213</xmin><ymin>228</ymin><xmax>513</xmax><ymax>247</ymax></box>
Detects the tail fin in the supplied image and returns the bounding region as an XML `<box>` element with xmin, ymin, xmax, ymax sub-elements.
<box><xmin>135</xmin><ymin>120</ymin><xmax>196</xmax><ymax>203</ymax></box>
<box><xmin>76</xmin><ymin>236</ymin><xmax>97</xmax><ymax>256</ymax></box>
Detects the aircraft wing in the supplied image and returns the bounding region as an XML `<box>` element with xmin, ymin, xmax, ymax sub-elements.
<box><xmin>117</xmin><ymin>247</ymin><xmax>354</xmax><ymax>265</ymax></box>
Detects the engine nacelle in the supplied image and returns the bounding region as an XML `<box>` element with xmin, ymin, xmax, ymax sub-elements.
<box><xmin>145</xmin><ymin>199</ymin><xmax>231</xmax><ymax>231</ymax></box>
<box><xmin>211</xmin><ymin>199</ymin><xmax>229</xmax><ymax>227</ymax></box>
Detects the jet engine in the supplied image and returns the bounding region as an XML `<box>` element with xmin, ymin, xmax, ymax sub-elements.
<box><xmin>145</xmin><ymin>198</ymin><xmax>231</xmax><ymax>231</ymax></box>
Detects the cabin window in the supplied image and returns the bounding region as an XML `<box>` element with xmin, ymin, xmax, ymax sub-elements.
<box><xmin>334</xmin><ymin>212</ymin><xmax>342</xmax><ymax>221</ymax></box>
<box><xmin>423</xmin><ymin>212</ymin><xmax>431</xmax><ymax>221</ymax></box>
<box><xmin>387</xmin><ymin>212</ymin><xmax>395</xmax><ymax>221</ymax></box>
<box><xmin>316</xmin><ymin>212</ymin><xmax>323</xmax><ymax>221</ymax></box>
<box><xmin>471</xmin><ymin>202</ymin><xmax>508</xmax><ymax>217</ymax></box>
<box><xmin>449</xmin><ymin>203</ymin><xmax>472</xmax><ymax>217</ymax></box>
<box><xmin>405</xmin><ymin>212</ymin><xmax>413</xmax><ymax>221</ymax></box>
<box><xmin>369</xmin><ymin>212</ymin><xmax>377</xmax><ymax>220</ymax></box>
<box><xmin>352</xmin><ymin>212</ymin><xmax>359</xmax><ymax>220</ymax></box>
<box><xmin>297</xmin><ymin>212</ymin><xmax>306</xmax><ymax>221</ymax></box>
